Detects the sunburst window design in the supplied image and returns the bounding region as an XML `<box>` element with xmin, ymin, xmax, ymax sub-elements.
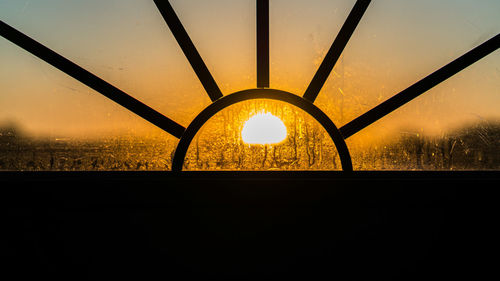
<box><xmin>0</xmin><ymin>0</ymin><xmax>498</xmax><ymax>171</ymax></box>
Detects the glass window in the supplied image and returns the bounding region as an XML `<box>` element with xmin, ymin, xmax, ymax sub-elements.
<box><xmin>1</xmin><ymin>0</ymin><xmax>498</xmax><ymax>170</ymax></box>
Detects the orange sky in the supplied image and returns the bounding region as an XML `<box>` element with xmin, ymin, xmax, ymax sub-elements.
<box><xmin>1</xmin><ymin>0</ymin><xmax>499</xmax><ymax>139</ymax></box>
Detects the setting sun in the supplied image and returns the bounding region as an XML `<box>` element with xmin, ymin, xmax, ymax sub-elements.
<box><xmin>241</xmin><ymin>112</ymin><xmax>287</xmax><ymax>145</ymax></box>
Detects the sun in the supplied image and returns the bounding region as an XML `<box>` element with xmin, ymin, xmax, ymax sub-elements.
<box><xmin>241</xmin><ymin>112</ymin><xmax>287</xmax><ymax>145</ymax></box>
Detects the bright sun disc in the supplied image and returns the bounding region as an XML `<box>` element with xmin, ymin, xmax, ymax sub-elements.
<box><xmin>241</xmin><ymin>112</ymin><xmax>287</xmax><ymax>145</ymax></box>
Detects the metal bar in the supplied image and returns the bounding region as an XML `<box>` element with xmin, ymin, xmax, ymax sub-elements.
<box><xmin>303</xmin><ymin>0</ymin><xmax>370</xmax><ymax>102</ymax></box>
<box><xmin>0</xmin><ymin>20</ymin><xmax>186</xmax><ymax>139</ymax></box>
<box><xmin>154</xmin><ymin>0</ymin><xmax>223</xmax><ymax>101</ymax></box>
<box><xmin>257</xmin><ymin>0</ymin><xmax>270</xmax><ymax>88</ymax></box>
<box><xmin>340</xmin><ymin>33</ymin><xmax>500</xmax><ymax>139</ymax></box>
<box><xmin>172</xmin><ymin>89</ymin><xmax>352</xmax><ymax>171</ymax></box>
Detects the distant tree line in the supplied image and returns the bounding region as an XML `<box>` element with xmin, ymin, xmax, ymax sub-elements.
<box><xmin>1</xmin><ymin>116</ymin><xmax>499</xmax><ymax>171</ymax></box>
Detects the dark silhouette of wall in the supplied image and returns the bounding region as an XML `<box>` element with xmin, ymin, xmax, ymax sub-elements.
<box><xmin>2</xmin><ymin>171</ymin><xmax>498</xmax><ymax>280</ymax></box>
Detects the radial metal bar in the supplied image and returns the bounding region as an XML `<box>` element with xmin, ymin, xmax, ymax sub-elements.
<box><xmin>303</xmin><ymin>0</ymin><xmax>370</xmax><ymax>102</ymax></box>
<box><xmin>0</xmin><ymin>20</ymin><xmax>186</xmax><ymax>139</ymax></box>
<box><xmin>257</xmin><ymin>0</ymin><xmax>270</xmax><ymax>88</ymax></box>
<box><xmin>340</xmin><ymin>33</ymin><xmax>500</xmax><ymax>139</ymax></box>
<box><xmin>154</xmin><ymin>0</ymin><xmax>223</xmax><ymax>101</ymax></box>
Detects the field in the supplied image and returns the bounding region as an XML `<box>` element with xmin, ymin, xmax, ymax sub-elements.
<box><xmin>1</xmin><ymin>117</ymin><xmax>499</xmax><ymax>171</ymax></box>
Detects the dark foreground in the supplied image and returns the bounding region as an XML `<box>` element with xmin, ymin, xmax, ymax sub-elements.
<box><xmin>1</xmin><ymin>171</ymin><xmax>498</xmax><ymax>280</ymax></box>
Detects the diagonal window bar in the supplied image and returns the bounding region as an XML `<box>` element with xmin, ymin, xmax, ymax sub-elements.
<box><xmin>340</xmin><ymin>33</ymin><xmax>500</xmax><ymax>139</ymax></box>
<box><xmin>154</xmin><ymin>0</ymin><xmax>223</xmax><ymax>101</ymax></box>
<box><xmin>303</xmin><ymin>0</ymin><xmax>371</xmax><ymax>102</ymax></box>
<box><xmin>257</xmin><ymin>0</ymin><xmax>269</xmax><ymax>88</ymax></box>
<box><xmin>0</xmin><ymin>20</ymin><xmax>186</xmax><ymax>139</ymax></box>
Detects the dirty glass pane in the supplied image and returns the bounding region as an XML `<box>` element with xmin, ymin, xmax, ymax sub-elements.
<box><xmin>1</xmin><ymin>0</ymin><xmax>499</xmax><ymax>171</ymax></box>
<box><xmin>0</xmin><ymin>45</ymin><xmax>178</xmax><ymax>170</ymax></box>
<box><xmin>170</xmin><ymin>0</ymin><xmax>256</xmax><ymax>94</ymax></box>
<box><xmin>184</xmin><ymin>100</ymin><xmax>342</xmax><ymax>170</ymax></box>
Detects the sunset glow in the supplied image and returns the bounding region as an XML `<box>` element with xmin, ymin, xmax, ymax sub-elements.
<box><xmin>0</xmin><ymin>0</ymin><xmax>498</xmax><ymax>171</ymax></box>
<box><xmin>241</xmin><ymin>112</ymin><xmax>287</xmax><ymax>145</ymax></box>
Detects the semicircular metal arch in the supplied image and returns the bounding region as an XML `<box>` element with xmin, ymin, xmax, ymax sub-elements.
<box><xmin>171</xmin><ymin>89</ymin><xmax>353</xmax><ymax>171</ymax></box>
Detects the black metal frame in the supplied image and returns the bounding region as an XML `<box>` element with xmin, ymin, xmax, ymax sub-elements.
<box><xmin>171</xmin><ymin>89</ymin><xmax>352</xmax><ymax>171</ymax></box>
<box><xmin>1</xmin><ymin>0</ymin><xmax>498</xmax><ymax>171</ymax></box>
